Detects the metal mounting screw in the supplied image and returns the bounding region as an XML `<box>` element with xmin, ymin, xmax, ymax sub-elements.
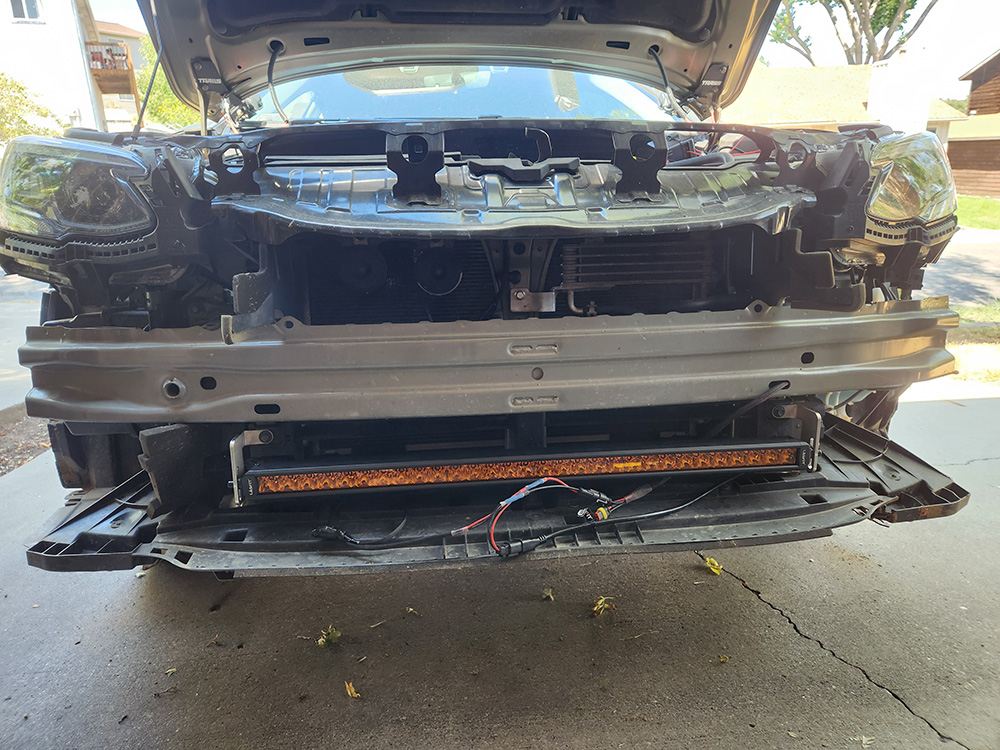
<box><xmin>514</xmin><ymin>290</ymin><xmax>527</xmax><ymax>300</ymax></box>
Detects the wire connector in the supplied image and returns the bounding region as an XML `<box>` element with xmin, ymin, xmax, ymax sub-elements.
<box><xmin>498</xmin><ymin>538</ymin><xmax>545</xmax><ymax>558</ymax></box>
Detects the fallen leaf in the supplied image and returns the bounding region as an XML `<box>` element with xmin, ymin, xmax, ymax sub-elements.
<box><xmin>787</xmin><ymin>731</ymin><xmax>799</xmax><ymax>738</ymax></box>
<box><xmin>849</xmin><ymin>737</ymin><xmax>876</xmax><ymax>748</ymax></box>
<box><xmin>164</xmin><ymin>668</ymin><xmax>177</xmax><ymax>676</ymax></box>
<box><xmin>405</xmin><ymin>607</ymin><xmax>419</xmax><ymax>616</ymax></box>
<box><xmin>542</xmin><ymin>587</ymin><xmax>555</xmax><ymax>601</ymax></box>
<box><xmin>592</xmin><ymin>596</ymin><xmax>616</xmax><ymax>617</ymax></box>
<box><xmin>705</xmin><ymin>557</ymin><xmax>723</xmax><ymax>575</ymax></box>
<box><xmin>344</xmin><ymin>681</ymin><xmax>361</xmax><ymax>699</ymax></box>
<box><xmin>317</xmin><ymin>625</ymin><xmax>341</xmax><ymax>648</ymax></box>
<box><xmin>134</xmin><ymin>569</ymin><xmax>146</xmax><ymax>579</ymax></box>
<box><xmin>719</xmin><ymin>655</ymin><xmax>729</xmax><ymax>663</ymax></box>
<box><xmin>369</xmin><ymin>620</ymin><xmax>387</xmax><ymax>629</ymax></box>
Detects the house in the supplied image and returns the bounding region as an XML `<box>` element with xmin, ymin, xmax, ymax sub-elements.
<box><xmin>0</xmin><ymin>0</ymin><xmax>142</xmax><ymax>135</ymax></box>
<box><xmin>949</xmin><ymin>51</ymin><xmax>1000</xmax><ymax>196</ymax></box>
<box><xmin>722</xmin><ymin>64</ymin><xmax>966</xmax><ymax>144</ymax></box>
<box><xmin>94</xmin><ymin>21</ymin><xmax>145</xmax><ymax>131</ymax></box>
<box><xmin>0</xmin><ymin>0</ymin><xmax>103</xmax><ymax>130</ymax></box>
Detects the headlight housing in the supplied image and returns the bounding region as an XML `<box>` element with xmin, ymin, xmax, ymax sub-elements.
<box><xmin>866</xmin><ymin>132</ymin><xmax>957</xmax><ymax>224</ymax></box>
<box><xmin>0</xmin><ymin>136</ymin><xmax>154</xmax><ymax>241</ymax></box>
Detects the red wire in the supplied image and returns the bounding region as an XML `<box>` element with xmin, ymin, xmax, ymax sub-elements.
<box><xmin>489</xmin><ymin>503</ymin><xmax>512</xmax><ymax>552</ymax></box>
<box><xmin>460</xmin><ymin>513</ymin><xmax>493</xmax><ymax>533</ymax></box>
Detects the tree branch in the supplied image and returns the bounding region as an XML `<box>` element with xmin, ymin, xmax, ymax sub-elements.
<box><xmin>780</xmin><ymin>39</ymin><xmax>817</xmax><ymax>65</ymax></box>
<box><xmin>816</xmin><ymin>0</ymin><xmax>857</xmax><ymax>63</ymax></box>
<box><xmin>853</xmin><ymin>0</ymin><xmax>881</xmax><ymax>65</ymax></box>
<box><xmin>831</xmin><ymin>0</ymin><xmax>865</xmax><ymax>64</ymax></box>
<box><xmin>885</xmin><ymin>0</ymin><xmax>942</xmax><ymax>58</ymax></box>
<box><xmin>779</xmin><ymin>0</ymin><xmax>817</xmax><ymax>66</ymax></box>
<box><xmin>877</xmin><ymin>0</ymin><xmax>910</xmax><ymax>59</ymax></box>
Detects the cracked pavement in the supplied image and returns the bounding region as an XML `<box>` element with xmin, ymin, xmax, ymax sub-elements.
<box><xmin>1</xmin><ymin>378</ymin><xmax>998</xmax><ymax>749</ymax></box>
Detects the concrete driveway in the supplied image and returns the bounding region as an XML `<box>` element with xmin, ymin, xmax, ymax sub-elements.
<box><xmin>0</xmin><ymin>378</ymin><xmax>997</xmax><ymax>750</ymax></box>
<box><xmin>921</xmin><ymin>228</ymin><xmax>1000</xmax><ymax>306</ymax></box>
<box><xmin>0</xmin><ymin>276</ymin><xmax>45</xmax><ymax>414</ymax></box>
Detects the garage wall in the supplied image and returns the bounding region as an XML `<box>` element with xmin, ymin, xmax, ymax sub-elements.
<box><xmin>949</xmin><ymin>139</ymin><xmax>1000</xmax><ymax>197</ymax></box>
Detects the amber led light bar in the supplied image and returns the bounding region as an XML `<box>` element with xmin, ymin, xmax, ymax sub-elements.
<box><xmin>250</xmin><ymin>446</ymin><xmax>804</xmax><ymax>496</ymax></box>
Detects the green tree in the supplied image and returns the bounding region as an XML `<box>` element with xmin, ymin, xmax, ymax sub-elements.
<box><xmin>135</xmin><ymin>36</ymin><xmax>200</xmax><ymax>129</ymax></box>
<box><xmin>942</xmin><ymin>97</ymin><xmax>968</xmax><ymax>115</ymax></box>
<box><xmin>0</xmin><ymin>73</ymin><xmax>62</xmax><ymax>142</ymax></box>
<box><xmin>769</xmin><ymin>0</ymin><xmax>941</xmax><ymax>66</ymax></box>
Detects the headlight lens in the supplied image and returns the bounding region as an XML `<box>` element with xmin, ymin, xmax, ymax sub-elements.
<box><xmin>866</xmin><ymin>132</ymin><xmax>956</xmax><ymax>224</ymax></box>
<box><xmin>0</xmin><ymin>136</ymin><xmax>154</xmax><ymax>241</ymax></box>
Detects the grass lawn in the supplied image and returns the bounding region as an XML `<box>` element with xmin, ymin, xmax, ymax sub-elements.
<box><xmin>957</xmin><ymin>195</ymin><xmax>1000</xmax><ymax>230</ymax></box>
<box><xmin>942</xmin><ymin>299</ymin><xmax>1000</xmax><ymax>383</ymax></box>
<box><xmin>952</xmin><ymin>298</ymin><xmax>1000</xmax><ymax>323</ymax></box>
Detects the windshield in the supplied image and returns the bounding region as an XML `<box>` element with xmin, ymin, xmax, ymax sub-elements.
<box><xmin>248</xmin><ymin>65</ymin><xmax>671</xmax><ymax>124</ymax></box>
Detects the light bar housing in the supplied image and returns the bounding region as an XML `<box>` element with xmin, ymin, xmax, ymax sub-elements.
<box><xmin>241</xmin><ymin>441</ymin><xmax>811</xmax><ymax>501</ymax></box>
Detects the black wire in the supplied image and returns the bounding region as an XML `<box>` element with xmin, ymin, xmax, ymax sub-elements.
<box><xmin>704</xmin><ymin>381</ymin><xmax>790</xmax><ymax>439</ymax></box>
<box><xmin>313</xmin><ymin>515</ymin><xmax>411</xmax><ymax>548</ymax></box>
<box><xmin>132</xmin><ymin>13</ymin><xmax>164</xmax><ymax>140</ymax></box>
<box><xmin>647</xmin><ymin>47</ymin><xmax>688</xmax><ymax>121</ymax></box>
<box><xmin>505</xmin><ymin>474</ymin><xmax>740</xmax><ymax>555</ymax></box>
<box><xmin>829</xmin><ymin>389</ymin><xmax>864</xmax><ymax>412</ymax></box>
<box><xmin>267</xmin><ymin>42</ymin><xmax>290</xmax><ymax>125</ymax></box>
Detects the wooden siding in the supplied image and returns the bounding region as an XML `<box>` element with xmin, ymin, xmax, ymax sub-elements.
<box><xmin>949</xmin><ymin>140</ymin><xmax>1000</xmax><ymax>197</ymax></box>
<box><xmin>952</xmin><ymin>170</ymin><xmax>1000</xmax><ymax>197</ymax></box>
<box><xmin>969</xmin><ymin>74</ymin><xmax>1000</xmax><ymax>115</ymax></box>
<box><xmin>965</xmin><ymin>53</ymin><xmax>1000</xmax><ymax>114</ymax></box>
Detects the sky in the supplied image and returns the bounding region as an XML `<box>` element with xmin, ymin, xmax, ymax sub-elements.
<box><xmin>89</xmin><ymin>0</ymin><xmax>995</xmax><ymax>100</ymax></box>
<box><xmin>759</xmin><ymin>0</ymin><xmax>996</xmax><ymax>99</ymax></box>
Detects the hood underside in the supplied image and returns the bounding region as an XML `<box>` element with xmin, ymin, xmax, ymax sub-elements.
<box><xmin>138</xmin><ymin>0</ymin><xmax>779</xmax><ymax>120</ymax></box>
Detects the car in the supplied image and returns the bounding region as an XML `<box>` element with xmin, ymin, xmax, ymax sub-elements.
<box><xmin>0</xmin><ymin>0</ymin><xmax>967</xmax><ymax>577</ymax></box>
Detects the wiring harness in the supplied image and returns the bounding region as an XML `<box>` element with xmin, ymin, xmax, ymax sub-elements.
<box><xmin>312</xmin><ymin>473</ymin><xmax>739</xmax><ymax>560</ymax></box>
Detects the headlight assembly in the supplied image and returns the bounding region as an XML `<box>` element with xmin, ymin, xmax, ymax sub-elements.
<box><xmin>0</xmin><ymin>136</ymin><xmax>155</xmax><ymax>241</ymax></box>
<box><xmin>866</xmin><ymin>132</ymin><xmax>957</xmax><ymax>224</ymax></box>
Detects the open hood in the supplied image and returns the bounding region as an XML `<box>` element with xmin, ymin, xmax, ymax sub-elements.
<box><xmin>138</xmin><ymin>0</ymin><xmax>779</xmax><ymax>121</ymax></box>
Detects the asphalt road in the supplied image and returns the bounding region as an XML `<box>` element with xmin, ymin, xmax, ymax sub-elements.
<box><xmin>0</xmin><ymin>378</ymin><xmax>997</xmax><ymax>750</ymax></box>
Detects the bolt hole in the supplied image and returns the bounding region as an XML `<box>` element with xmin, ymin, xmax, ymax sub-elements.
<box><xmin>801</xmin><ymin>351</ymin><xmax>815</xmax><ymax>364</ymax></box>
<box><xmin>531</xmin><ymin>367</ymin><xmax>544</xmax><ymax>381</ymax></box>
<box><xmin>200</xmin><ymin>376</ymin><xmax>217</xmax><ymax>390</ymax></box>
<box><xmin>512</xmin><ymin>242</ymin><xmax>526</xmax><ymax>255</ymax></box>
<box><xmin>629</xmin><ymin>133</ymin><xmax>656</xmax><ymax>162</ymax></box>
<box><xmin>401</xmin><ymin>134</ymin><xmax>428</xmax><ymax>164</ymax></box>
<box><xmin>162</xmin><ymin>379</ymin><xmax>184</xmax><ymax>399</ymax></box>
<box><xmin>284</xmin><ymin>320</ymin><xmax>294</xmax><ymax>329</ymax></box>
<box><xmin>222</xmin><ymin>147</ymin><xmax>244</xmax><ymax>174</ymax></box>
<box><xmin>753</xmin><ymin>303</ymin><xmax>764</xmax><ymax>313</ymax></box>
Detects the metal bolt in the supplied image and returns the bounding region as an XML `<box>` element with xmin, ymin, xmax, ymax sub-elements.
<box><xmin>771</xmin><ymin>405</ymin><xmax>786</xmax><ymax>418</ymax></box>
<box><xmin>514</xmin><ymin>290</ymin><xmax>527</xmax><ymax>300</ymax></box>
<box><xmin>258</xmin><ymin>429</ymin><xmax>274</xmax><ymax>444</ymax></box>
